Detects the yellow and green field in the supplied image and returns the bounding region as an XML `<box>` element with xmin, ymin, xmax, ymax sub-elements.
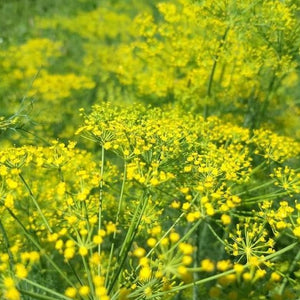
<box><xmin>0</xmin><ymin>0</ymin><xmax>300</xmax><ymax>299</ymax></box>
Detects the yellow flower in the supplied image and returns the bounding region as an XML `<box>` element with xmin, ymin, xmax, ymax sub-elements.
<box><xmin>150</xmin><ymin>225</ymin><xmax>162</xmax><ymax>236</ymax></box>
<box><xmin>177</xmin><ymin>266</ymin><xmax>188</xmax><ymax>276</ymax></box>
<box><xmin>4</xmin><ymin>288</ymin><xmax>20</xmax><ymax>300</ymax></box>
<box><xmin>182</xmin><ymin>255</ymin><xmax>193</xmax><ymax>265</ymax></box>
<box><xmin>201</xmin><ymin>259</ymin><xmax>214</xmax><ymax>272</ymax></box>
<box><xmin>93</xmin><ymin>275</ymin><xmax>105</xmax><ymax>286</ymax></box>
<box><xmin>293</xmin><ymin>226</ymin><xmax>300</xmax><ymax>237</ymax></box>
<box><xmin>15</xmin><ymin>264</ymin><xmax>28</xmax><ymax>279</ymax></box>
<box><xmin>270</xmin><ymin>272</ymin><xmax>281</xmax><ymax>282</ymax></box>
<box><xmin>169</xmin><ymin>232</ymin><xmax>180</xmax><ymax>243</ymax></box>
<box><xmin>55</xmin><ymin>239</ymin><xmax>64</xmax><ymax>250</ymax></box>
<box><xmin>65</xmin><ymin>287</ymin><xmax>77</xmax><ymax>298</ymax></box>
<box><xmin>179</xmin><ymin>243</ymin><xmax>193</xmax><ymax>255</ymax></box>
<box><xmin>64</xmin><ymin>247</ymin><xmax>75</xmax><ymax>260</ymax></box>
<box><xmin>233</xmin><ymin>264</ymin><xmax>244</xmax><ymax>274</ymax></box>
<box><xmin>79</xmin><ymin>246</ymin><xmax>88</xmax><ymax>256</ymax></box>
<box><xmin>182</xmin><ymin>202</ymin><xmax>190</xmax><ymax>210</ymax></box>
<box><xmin>216</xmin><ymin>260</ymin><xmax>231</xmax><ymax>271</ymax></box>
<box><xmin>79</xmin><ymin>286</ymin><xmax>90</xmax><ymax>296</ymax></box>
<box><xmin>147</xmin><ymin>238</ymin><xmax>157</xmax><ymax>247</ymax></box>
<box><xmin>133</xmin><ymin>247</ymin><xmax>146</xmax><ymax>258</ymax></box>
<box><xmin>93</xmin><ymin>235</ymin><xmax>103</xmax><ymax>244</ymax></box>
<box><xmin>3</xmin><ymin>277</ymin><xmax>15</xmax><ymax>288</ymax></box>
<box><xmin>6</xmin><ymin>178</ymin><xmax>18</xmax><ymax>189</ymax></box>
<box><xmin>106</xmin><ymin>222</ymin><xmax>117</xmax><ymax>234</ymax></box>
<box><xmin>243</xmin><ymin>272</ymin><xmax>252</xmax><ymax>281</ymax></box>
<box><xmin>90</xmin><ymin>252</ymin><xmax>101</xmax><ymax>265</ymax></box>
<box><xmin>171</xmin><ymin>201</ymin><xmax>180</xmax><ymax>209</ymax></box>
<box><xmin>186</xmin><ymin>212</ymin><xmax>196</xmax><ymax>222</ymax></box>
<box><xmin>57</xmin><ymin>182</ymin><xmax>66</xmax><ymax>195</ymax></box>
<box><xmin>139</xmin><ymin>266</ymin><xmax>152</xmax><ymax>281</ymax></box>
<box><xmin>95</xmin><ymin>286</ymin><xmax>108</xmax><ymax>297</ymax></box>
<box><xmin>221</xmin><ymin>214</ymin><xmax>231</xmax><ymax>225</ymax></box>
<box><xmin>0</xmin><ymin>165</ymin><xmax>7</xmax><ymax>176</ymax></box>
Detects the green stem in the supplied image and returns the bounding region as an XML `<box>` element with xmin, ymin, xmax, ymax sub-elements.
<box><xmin>82</xmin><ymin>255</ymin><xmax>95</xmax><ymax>297</ymax></box>
<box><xmin>108</xmin><ymin>192</ymin><xmax>149</xmax><ymax>294</ymax></box>
<box><xmin>67</xmin><ymin>261</ymin><xmax>84</xmax><ymax>286</ymax></box>
<box><xmin>148</xmin><ymin>242</ymin><xmax>297</xmax><ymax>299</ymax></box>
<box><xmin>205</xmin><ymin>26</ymin><xmax>230</xmax><ymax>118</ymax></box>
<box><xmin>249</xmin><ymin>161</ymin><xmax>266</xmax><ymax>176</ymax></box>
<box><xmin>152</xmin><ymin>269</ymin><xmax>237</xmax><ymax>299</ymax></box>
<box><xmin>139</xmin><ymin>193</ymin><xmax>200</xmax><ymax>267</ymax></box>
<box><xmin>23</xmin><ymin>278</ymin><xmax>72</xmax><ymax>300</ymax></box>
<box><xmin>279</xmin><ymin>246</ymin><xmax>300</xmax><ymax>295</ymax></box>
<box><xmin>19</xmin><ymin>290</ymin><xmax>63</xmax><ymax>300</ymax></box>
<box><xmin>256</xmin><ymin>73</ymin><xmax>276</xmax><ymax>129</ymax></box>
<box><xmin>193</xmin><ymin>222</ymin><xmax>205</xmax><ymax>300</ymax></box>
<box><xmin>15</xmin><ymin>127</ymin><xmax>51</xmax><ymax>146</ymax></box>
<box><xmin>207</xmin><ymin>224</ymin><xmax>226</xmax><ymax>246</ymax></box>
<box><xmin>0</xmin><ymin>218</ymin><xmax>15</xmax><ymax>271</ymax></box>
<box><xmin>105</xmin><ymin>162</ymin><xmax>127</xmax><ymax>286</ymax></box>
<box><xmin>19</xmin><ymin>173</ymin><xmax>52</xmax><ymax>233</ymax></box>
<box><xmin>146</xmin><ymin>212</ymin><xmax>185</xmax><ymax>259</ymax></box>
<box><xmin>98</xmin><ymin>145</ymin><xmax>105</xmax><ymax>275</ymax></box>
<box><xmin>166</xmin><ymin>218</ymin><xmax>203</xmax><ymax>255</ymax></box>
<box><xmin>5</xmin><ymin>206</ymin><xmax>74</xmax><ymax>287</ymax></box>
<box><xmin>237</xmin><ymin>179</ymin><xmax>275</xmax><ymax>196</ymax></box>
<box><xmin>244</xmin><ymin>191</ymin><xmax>287</xmax><ymax>202</ymax></box>
<box><xmin>133</xmin><ymin>211</ymin><xmax>187</xmax><ymax>276</ymax></box>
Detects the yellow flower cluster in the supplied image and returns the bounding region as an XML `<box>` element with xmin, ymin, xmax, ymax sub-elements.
<box><xmin>253</xmin><ymin>129</ymin><xmax>300</xmax><ymax>162</ymax></box>
<box><xmin>0</xmin><ymin>0</ymin><xmax>300</xmax><ymax>299</ymax></box>
<box><xmin>28</xmin><ymin>71</ymin><xmax>95</xmax><ymax>101</ymax></box>
<box><xmin>0</xmin><ymin>102</ymin><xmax>299</xmax><ymax>299</ymax></box>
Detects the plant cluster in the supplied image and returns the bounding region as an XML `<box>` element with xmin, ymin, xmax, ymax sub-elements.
<box><xmin>0</xmin><ymin>0</ymin><xmax>300</xmax><ymax>299</ymax></box>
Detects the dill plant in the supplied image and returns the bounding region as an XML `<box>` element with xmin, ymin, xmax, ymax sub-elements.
<box><xmin>1</xmin><ymin>0</ymin><xmax>299</xmax><ymax>140</ymax></box>
<box><xmin>0</xmin><ymin>103</ymin><xmax>299</xmax><ymax>299</ymax></box>
<box><xmin>0</xmin><ymin>0</ymin><xmax>300</xmax><ymax>300</ymax></box>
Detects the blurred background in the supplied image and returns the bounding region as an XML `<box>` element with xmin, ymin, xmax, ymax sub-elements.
<box><xmin>0</xmin><ymin>0</ymin><xmax>299</xmax><ymax>144</ymax></box>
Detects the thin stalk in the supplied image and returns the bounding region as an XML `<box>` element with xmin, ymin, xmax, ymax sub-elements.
<box><xmin>111</xmin><ymin>291</ymin><xmax>120</xmax><ymax>300</ymax></box>
<box><xmin>15</xmin><ymin>127</ymin><xmax>51</xmax><ymax>146</ymax></box>
<box><xmin>263</xmin><ymin>242</ymin><xmax>297</xmax><ymax>260</ymax></box>
<box><xmin>279</xmin><ymin>247</ymin><xmax>300</xmax><ymax>295</ymax></box>
<box><xmin>141</xmin><ymin>193</ymin><xmax>199</xmax><ymax>265</ymax></box>
<box><xmin>244</xmin><ymin>191</ymin><xmax>287</xmax><ymax>202</ymax></box>
<box><xmin>0</xmin><ymin>218</ymin><xmax>15</xmax><ymax>270</ymax></box>
<box><xmin>204</xmin><ymin>26</ymin><xmax>230</xmax><ymax>118</ymax></box>
<box><xmin>207</xmin><ymin>224</ymin><xmax>226</xmax><ymax>246</ymax></box>
<box><xmin>237</xmin><ymin>179</ymin><xmax>275</xmax><ymax>196</ymax></box>
<box><xmin>19</xmin><ymin>173</ymin><xmax>52</xmax><ymax>233</ymax></box>
<box><xmin>249</xmin><ymin>161</ymin><xmax>266</xmax><ymax>176</ymax></box>
<box><xmin>146</xmin><ymin>212</ymin><xmax>185</xmax><ymax>259</ymax></box>
<box><xmin>256</xmin><ymin>73</ymin><xmax>276</xmax><ymax>129</ymax></box>
<box><xmin>166</xmin><ymin>219</ymin><xmax>203</xmax><ymax>255</ymax></box>
<box><xmin>98</xmin><ymin>145</ymin><xmax>105</xmax><ymax>275</ymax></box>
<box><xmin>23</xmin><ymin>278</ymin><xmax>72</xmax><ymax>300</ymax></box>
<box><xmin>133</xmin><ymin>211</ymin><xmax>187</xmax><ymax>275</ymax></box>
<box><xmin>5</xmin><ymin>206</ymin><xmax>74</xmax><ymax>287</ymax></box>
<box><xmin>193</xmin><ymin>222</ymin><xmax>204</xmax><ymax>300</ymax></box>
<box><xmin>105</xmin><ymin>162</ymin><xmax>127</xmax><ymax>286</ymax></box>
<box><xmin>82</xmin><ymin>256</ymin><xmax>95</xmax><ymax>298</ymax></box>
<box><xmin>119</xmin><ymin>193</ymin><xmax>147</xmax><ymax>257</ymax></box>
<box><xmin>108</xmin><ymin>192</ymin><xmax>149</xmax><ymax>294</ymax></box>
<box><xmin>19</xmin><ymin>290</ymin><xmax>63</xmax><ymax>300</ymax></box>
<box><xmin>67</xmin><ymin>261</ymin><xmax>84</xmax><ymax>286</ymax></box>
<box><xmin>148</xmin><ymin>242</ymin><xmax>297</xmax><ymax>299</ymax></box>
<box><xmin>152</xmin><ymin>269</ymin><xmax>237</xmax><ymax>299</ymax></box>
